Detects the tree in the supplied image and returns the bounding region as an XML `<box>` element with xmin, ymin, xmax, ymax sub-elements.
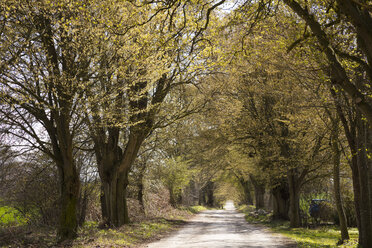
<box><xmin>208</xmin><ymin>12</ymin><xmax>340</xmax><ymax>227</ymax></box>
<box><xmin>158</xmin><ymin>156</ymin><xmax>193</xmax><ymax>207</ymax></box>
<box><xmin>277</xmin><ymin>0</ymin><xmax>372</xmax><ymax>243</ymax></box>
<box><xmin>0</xmin><ymin>0</ymin><xmax>105</xmax><ymax>240</ymax></box>
<box><xmin>84</xmin><ymin>0</ymin><xmax>227</xmax><ymax>227</ymax></box>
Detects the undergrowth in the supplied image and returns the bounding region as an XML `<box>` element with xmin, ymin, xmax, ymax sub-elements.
<box><xmin>72</xmin><ymin>219</ymin><xmax>178</xmax><ymax>247</ymax></box>
<box><xmin>0</xmin><ymin>205</ymin><xmax>28</xmax><ymax>226</ymax></box>
<box><xmin>238</xmin><ymin>205</ymin><xmax>358</xmax><ymax>248</ymax></box>
<box><xmin>179</xmin><ymin>205</ymin><xmax>209</xmax><ymax>214</ymax></box>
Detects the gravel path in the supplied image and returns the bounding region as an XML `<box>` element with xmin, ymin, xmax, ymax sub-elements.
<box><xmin>145</xmin><ymin>201</ymin><xmax>297</xmax><ymax>248</ymax></box>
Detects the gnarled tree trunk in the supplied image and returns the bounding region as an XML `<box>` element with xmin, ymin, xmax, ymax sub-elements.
<box><xmin>101</xmin><ymin>170</ymin><xmax>130</xmax><ymax>226</ymax></box>
<box><xmin>91</xmin><ymin>75</ymin><xmax>170</xmax><ymax>227</ymax></box>
<box><xmin>57</xmin><ymin>162</ymin><xmax>80</xmax><ymax>241</ymax></box>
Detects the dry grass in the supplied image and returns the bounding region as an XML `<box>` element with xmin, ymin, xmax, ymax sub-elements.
<box><xmin>0</xmin><ymin>190</ymin><xmax>201</xmax><ymax>248</ymax></box>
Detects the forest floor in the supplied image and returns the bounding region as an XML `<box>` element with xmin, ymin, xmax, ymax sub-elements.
<box><xmin>0</xmin><ymin>206</ymin><xmax>207</xmax><ymax>248</ymax></box>
<box><xmin>238</xmin><ymin>205</ymin><xmax>359</xmax><ymax>248</ymax></box>
<box><xmin>143</xmin><ymin>201</ymin><xmax>296</xmax><ymax>248</ymax></box>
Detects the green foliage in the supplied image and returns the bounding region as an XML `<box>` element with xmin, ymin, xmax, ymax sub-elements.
<box><xmin>273</xmin><ymin>226</ymin><xmax>358</xmax><ymax>248</ymax></box>
<box><xmin>180</xmin><ymin>205</ymin><xmax>209</xmax><ymax>214</ymax></box>
<box><xmin>159</xmin><ymin>156</ymin><xmax>194</xmax><ymax>202</ymax></box>
<box><xmin>0</xmin><ymin>205</ymin><xmax>27</xmax><ymax>226</ymax></box>
<box><xmin>73</xmin><ymin>218</ymin><xmax>183</xmax><ymax>247</ymax></box>
<box><xmin>239</xmin><ymin>204</ymin><xmax>358</xmax><ymax>248</ymax></box>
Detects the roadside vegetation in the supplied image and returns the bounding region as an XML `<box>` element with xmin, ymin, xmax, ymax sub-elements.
<box><xmin>239</xmin><ymin>205</ymin><xmax>358</xmax><ymax>248</ymax></box>
<box><xmin>0</xmin><ymin>202</ymin><xmax>207</xmax><ymax>247</ymax></box>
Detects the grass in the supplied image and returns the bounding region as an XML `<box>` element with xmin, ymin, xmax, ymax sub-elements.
<box><xmin>0</xmin><ymin>218</ymin><xmax>184</xmax><ymax>248</ymax></box>
<box><xmin>72</xmin><ymin>219</ymin><xmax>177</xmax><ymax>247</ymax></box>
<box><xmin>71</xmin><ymin>205</ymin><xmax>206</xmax><ymax>247</ymax></box>
<box><xmin>179</xmin><ymin>205</ymin><xmax>209</xmax><ymax>214</ymax></box>
<box><xmin>0</xmin><ymin>205</ymin><xmax>28</xmax><ymax>226</ymax></box>
<box><xmin>271</xmin><ymin>222</ymin><xmax>358</xmax><ymax>248</ymax></box>
<box><xmin>238</xmin><ymin>205</ymin><xmax>359</xmax><ymax>248</ymax></box>
<box><xmin>0</xmin><ymin>205</ymin><xmax>203</xmax><ymax>247</ymax></box>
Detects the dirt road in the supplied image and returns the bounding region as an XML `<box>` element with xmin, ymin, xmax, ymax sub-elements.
<box><xmin>145</xmin><ymin>201</ymin><xmax>296</xmax><ymax>248</ymax></box>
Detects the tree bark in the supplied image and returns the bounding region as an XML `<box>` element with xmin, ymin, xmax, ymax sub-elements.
<box><xmin>138</xmin><ymin>180</ymin><xmax>144</xmax><ymax>208</ymax></box>
<box><xmin>331</xmin><ymin>88</ymin><xmax>362</xmax><ymax>241</ymax></box>
<box><xmin>240</xmin><ymin>178</ymin><xmax>253</xmax><ymax>205</ymax></box>
<box><xmin>78</xmin><ymin>187</ymin><xmax>89</xmax><ymax>227</ymax></box>
<box><xmin>278</xmin><ymin>119</ymin><xmax>299</xmax><ymax>226</ymax></box>
<box><xmin>206</xmin><ymin>181</ymin><xmax>215</xmax><ymax>207</ymax></box>
<box><xmin>137</xmin><ymin>161</ymin><xmax>146</xmax><ymax>210</ymax></box>
<box><xmin>272</xmin><ymin>180</ymin><xmax>290</xmax><ymax>220</ymax></box>
<box><xmin>169</xmin><ymin>187</ymin><xmax>176</xmax><ymax>207</ymax></box>
<box><xmin>90</xmin><ymin>74</ymin><xmax>169</xmax><ymax>227</ymax></box>
<box><xmin>94</xmin><ymin>115</ymin><xmax>147</xmax><ymax>227</ymax></box>
<box><xmin>355</xmin><ymin>115</ymin><xmax>372</xmax><ymax>247</ymax></box>
<box><xmin>336</xmin><ymin>0</ymin><xmax>372</xmax><ymax>66</ymax></box>
<box><xmin>334</xmin><ymin>93</ymin><xmax>371</xmax><ymax>246</ymax></box>
<box><xmin>100</xmin><ymin>170</ymin><xmax>130</xmax><ymax>226</ymax></box>
<box><xmin>199</xmin><ymin>188</ymin><xmax>207</xmax><ymax>206</ymax></box>
<box><xmin>331</xmin><ymin>117</ymin><xmax>349</xmax><ymax>241</ymax></box>
<box><xmin>57</xmin><ymin>162</ymin><xmax>80</xmax><ymax>241</ymax></box>
<box><xmin>250</xmin><ymin>175</ymin><xmax>265</xmax><ymax>209</ymax></box>
<box><xmin>288</xmin><ymin>169</ymin><xmax>301</xmax><ymax>228</ymax></box>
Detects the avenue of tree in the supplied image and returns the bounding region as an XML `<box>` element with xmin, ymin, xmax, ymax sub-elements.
<box><xmin>0</xmin><ymin>0</ymin><xmax>371</xmax><ymax>247</ymax></box>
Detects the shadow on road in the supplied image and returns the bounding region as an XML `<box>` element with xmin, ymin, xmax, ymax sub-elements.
<box><xmin>145</xmin><ymin>201</ymin><xmax>297</xmax><ymax>248</ymax></box>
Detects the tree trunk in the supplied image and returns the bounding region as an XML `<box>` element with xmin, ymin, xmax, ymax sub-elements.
<box><xmin>117</xmin><ymin>172</ymin><xmax>130</xmax><ymax>225</ymax></box>
<box><xmin>368</xmin><ymin>127</ymin><xmax>372</xmax><ymax>231</ymax></box>
<box><xmin>240</xmin><ymin>178</ymin><xmax>253</xmax><ymax>205</ymax></box>
<box><xmin>93</xmin><ymin>75</ymin><xmax>169</xmax><ymax>228</ymax></box>
<box><xmin>138</xmin><ymin>181</ymin><xmax>144</xmax><ymax>208</ymax></box>
<box><xmin>78</xmin><ymin>187</ymin><xmax>88</xmax><ymax>227</ymax></box>
<box><xmin>169</xmin><ymin>187</ymin><xmax>176</xmax><ymax>207</ymax></box>
<box><xmin>336</xmin><ymin>0</ymin><xmax>372</xmax><ymax>66</ymax></box>
<box><xmin>206</xmin><ymin>181</ymin><xmax>214</xmax><ymax>207</ymax></box>
<box><xmin>137</xmin><ymin>160</ymin><xmax>147</xmax><ymax>210</ymax></box>
<box><xmin>101</xmin><ymin>171</ymin><xmax>130</xmax><ymax>227</ymax></box>
<box><xmin>350</xmin><ymin>157</ymin><xmax>362</xmax><ymax>231</ymax></box>
<box><xmin>250</xmin><ymin>175</ymin><xmax>265</xmax><ymax>209</ymax></box>
<box><xmin>356</xmin><ymin>116</ymin><xmax>372</xmax><ymax>248</ymax></box>
<box><xmin>272</xmin><ymin>180</ymin><xmax>290</xmax><ymax>220</ymax></box>
<box><xmin>100</xmin><ymin>185</ymin><xmax>108</xmax><ymax>225</ymax></box>
<box><xmin>288</xmin><ymin>169</ymin><xmax>301</xmax><ymax>228</ymax></box>
<box><xmin>57</xmin><ymin>163</ymin><xmax>80</xmax><ymax>241</ymax></box>
<box><xmin>331</xmin><ymin>118</ymin><xmax>349</xmax><ymax>241</ymax></box>
<box><xmin>331</xmin><ymin>88</ymin><xmax>362</xmax><ymax>242</ymax></box>
<box><xmin>199</xmin><ymin>188</ymin><xmax>206</xmax><ymax>206</ymax></box>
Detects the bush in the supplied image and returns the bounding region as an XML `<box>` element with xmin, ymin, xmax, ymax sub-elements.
<box><xmin>342</xmin><ymin>187</ymin><xmax>357</xmax><ymax>227</ymax></box>
<box><xmin>310</xmin><ymin>201</ymin><xmax>337</xmax><ymax>224</ymax></box>
<box><xmin>0</xmin><ymin>205</ymin><xmax>28</xmax><ymax>226</ymax></box>
<box><xmin>0</xmin><ymin>152</ymin><xmax>60</xmax><ymax>226</ymax></box>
